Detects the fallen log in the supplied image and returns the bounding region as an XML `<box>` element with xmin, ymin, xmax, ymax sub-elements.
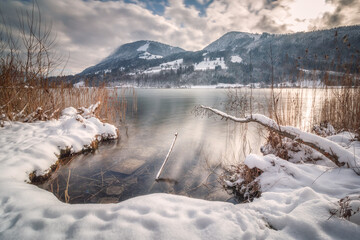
<box><xmin>200</xmin><ymin>105</ymin><xmax>360</xmax><ymax>175</ymax></box>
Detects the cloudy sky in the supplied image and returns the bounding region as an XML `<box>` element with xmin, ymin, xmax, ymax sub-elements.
<box><xmin>1</xmin><ymin>0</ymin><xmax>359</xmax><ymax>75</ymax></box>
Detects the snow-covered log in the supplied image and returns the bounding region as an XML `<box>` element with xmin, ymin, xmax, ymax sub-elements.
<box><xmin>200</xmin><ymin>105</ymin><xmax>360</xmax><ymax>174</ymax></box>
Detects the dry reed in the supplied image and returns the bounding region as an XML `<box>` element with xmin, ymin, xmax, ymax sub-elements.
<box><xmin>220</xmin><ymin>164</ymin><xmax>262</xmax><ymax>202</ymax></box>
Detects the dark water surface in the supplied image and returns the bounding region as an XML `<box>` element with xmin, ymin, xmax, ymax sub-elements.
<box><xmin>39</xmin><ymin>89</ymin><xmax>289</xmax><ymax>204</ymax></box>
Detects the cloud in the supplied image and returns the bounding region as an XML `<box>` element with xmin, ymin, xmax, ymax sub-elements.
<box><xmin>1</xmin><ymin>0</ymin><xmax>186</xmax><ymax>74</ymax></box>
<box><xmin>0</xmin><ymin>0</ymin><xmax>358</xmax><ymax>75</ymax></box>
<box><xmin>319</xmin><ymin>0</ymin><xmax>360</xmax><ymax>28</ymax></box>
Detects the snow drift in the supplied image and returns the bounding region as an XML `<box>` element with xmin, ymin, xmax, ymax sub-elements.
<box><xmin>0</xmin><ymin>105</ymin><xmax>360</xmax><ymax>239</ymax></box>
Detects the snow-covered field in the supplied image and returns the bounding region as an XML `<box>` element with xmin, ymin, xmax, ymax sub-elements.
<box><xmin>137</xmin><ymin>42</ymin><xmax>163</xmax><ymax>60</ymax></box>
<box><xmin>160</xmin><ymin>58</ymin><xmax>183</xmax><ymax>69</ymax></box>
<box><xmin>143</xmin><ymin>59</ymin><xmax>183</xmax><ymax>74</ymax></box>
<box><xmin>137</xmin><ymin>42</ymin><xmax>150</xmax><ymax>52</ymax></box>
<box><xmin>138</xmin><ymin>51</ymin><xmax>163</xmax><ymax>60</ymax></box>
<box><xmin>230</xmin><ymin>55</ymin><xmax>242</xmax><ymax>63</ymax></box>
<box><xmin>0</xmin><ymin>105</ymin><xmax>360</xmax><ymax>239</ymax></box>
<box><xmin>194</xmin><ymin>57</ymin><xmax>227</xmax><ymax>71</ymax></box>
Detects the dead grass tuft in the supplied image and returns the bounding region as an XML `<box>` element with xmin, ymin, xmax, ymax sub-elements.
<box><xmin>329</xmin><ymin>195</ymin><xmax>360</xmax><ymax>222</ymax></box>
<box><xmin>220</xmin><ymin>164</ymin><xmax>262</xmax><ymax>202</ymax></box>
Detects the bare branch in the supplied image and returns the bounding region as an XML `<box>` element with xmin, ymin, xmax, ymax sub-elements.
<box><xmin>200</xmin><ymin>105</ymin><xmax>360</xmax><ymax>174</ymax></box>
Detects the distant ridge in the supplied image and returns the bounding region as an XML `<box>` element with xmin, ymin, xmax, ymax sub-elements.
<box><xmin>77</xmin><ymin>25</ymin><xmax>360</xmax><ymax>87</ymax></box>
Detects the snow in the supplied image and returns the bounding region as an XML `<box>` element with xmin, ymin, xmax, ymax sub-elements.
<box><xmin>138</xmin><ymin>51</ymin><xmax>163</xmax><ymax>60</ymax></box>
<box><xmin>299</xmin><ymin>68</ymin><xmax>347</xmax><ymax>77</ymax></box>
<box><xmin>137</xmin><ymin>42</ymin><xmax>149</xmax><ymax>52</ymax></box>
<box><xmin>143</xmin><ymin>59</ymin><xmax>183</xmax><ymax>74</ymax></box>
<box><xmin>136</xmin><ymin>41</ymin><xmax>162</xmax><ymax>60</ymax></box>
<box><xmin>194</xmin><ymin>57</ymin><xmax>227</xmax><ymax>71</ymax></box>
<box><xmin>244</xmin><ymin>154</ymin><xmax>272</xmax><ymax>170</ymax></box>
<box><xmin>143</xmin><ymin>67</ymin><xmax>162</xmax><ymax>74</ymax></box>
<box><xmin>160</xmin><ymin>58</ymin><xmax>183</xmax><ymax>69</ymax></box>
<box><xmin>245</xmin><ymin>82</ymin><xmax>262</xmax><ymax>88</ymax></box>
<box><xmin>74</xmin><ymin>81</ymin><xmax>85</xmax><ymax>88</ymax></box>
<box><xmin>230</xmin><ymin>55</ymin><xmax>243</xmax><ymax>63</ymax></box>
<box><xmin>1</xmin><ymin>104</ymin><xmax>360</xmax><ymax>239</ymax></box>
<box><xmin>202</xmin><ymin>105</ymin><xmax>360</xmax><ymax>173</ymax></box>
<box><xmin>277</xmin><ymin>80</ymin><xmax>325</xmax><ymax>88</ymax></box>
<box><xmin>190</xmin><ymin>83</ymin><xmax>244</xmax><ymax>89</ymax></box>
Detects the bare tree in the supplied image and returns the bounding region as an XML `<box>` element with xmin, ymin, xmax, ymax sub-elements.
<box><xmin>0</xmin><ymin>1</ymin><xmax>63</xmax><ymax>122</ymax></box>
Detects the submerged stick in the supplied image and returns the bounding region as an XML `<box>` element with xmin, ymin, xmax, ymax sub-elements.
<box><xmin>64</xmin><ymin>169</ymin><xmax>71</xmax><ymax>203</ymax></box>
<box><xmin>156</xmin><ymin>133</ymin><xmax>178</xmax><ymax>181</ymax></box>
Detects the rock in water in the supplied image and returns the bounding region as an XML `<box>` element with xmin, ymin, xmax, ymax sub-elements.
<box><xmin>106</xmin><ymin>185</ymin><xmax>125</xmax><ymax>195</ymax></box>
<box><xmin>111</xmin><ymin>158</ymin><xmax>146</xmax><ymax>175</ymax></box>
<box><xmin>98</xmin><ymin>197</ymin><xmax>119</xmax><ymax>204</ymax></box>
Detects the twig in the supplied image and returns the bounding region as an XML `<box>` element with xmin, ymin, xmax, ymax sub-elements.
<box><xmin>64</xmin><ymin>169</ymin><xmax>71</xmax><ymax>203</ymax></box>
<box><xmin>156</xmin><ymin>132</ymin><xmax>178</xmax><ymax>180</ymax></box>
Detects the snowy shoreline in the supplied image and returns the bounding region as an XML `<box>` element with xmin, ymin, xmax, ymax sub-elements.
<box><xmin>1</xmin><ymin>107</ymin><xmax>360</xmax><ymax>239</ymax></box>
<box><xmin>108</xmin><ymin>83</ymin><xmax>347</xmax><ymax>89</ymax></box>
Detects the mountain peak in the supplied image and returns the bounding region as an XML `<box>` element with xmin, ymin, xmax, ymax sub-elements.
<box><xmin>108</xmin><ymin>40</ymin><xmax>185</xmax><ymax>61</ymax></box>
<box><xmin>81</xmin><ymin>40</ymin><xmax>185</xmax><ymax>74</ymax></box>
<box><xmin>204</xmin><ymin>31</ymin><xmax>261</xmax><ymax>52</ymax></box>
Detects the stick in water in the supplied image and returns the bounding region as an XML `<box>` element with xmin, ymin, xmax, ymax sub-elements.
<box><xmin>155</xmin><ymin>132</ymin><xmax>178</xmax><ymax>181</ymax></box>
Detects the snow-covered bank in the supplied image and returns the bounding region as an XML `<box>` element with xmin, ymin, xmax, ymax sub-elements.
<box><xmin>1</xmin><ymin>107</ymin><xmax>360</xmax><ymax>239</ymax></box>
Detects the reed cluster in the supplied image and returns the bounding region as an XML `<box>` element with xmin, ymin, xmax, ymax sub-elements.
<box><xmin>0</xmin><ymin>2</ymin><xmax>131</xmax><ymax>125</ymax></box>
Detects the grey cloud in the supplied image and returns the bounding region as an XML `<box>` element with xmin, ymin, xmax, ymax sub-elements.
<box><xmin>1</xmin><ymin>0</ymin><xmax>358</xmax><ymax>74</ymax></box>
<box><xmin>254</xmin><ymin>15</ymin><xmax>289</xmax><ymax>33</ymax></box>
<box><xmin>1</xmin><ymin>0</ymin><xmax>189</xmax><ymax>74</ymax></box>
<box><xmin>318</xmin><ymin>0</ymin><xmax>359</xmax><ymax>29</ymax></box>
<box><xmin>323</xmin><ymin>10</ymin><xmax>344</xmax><ymax>27</ymax></box>
<box><xmin>338</xmin><ymin>0</ymin><xmax>355</xmax><ymax>6</ymax></box>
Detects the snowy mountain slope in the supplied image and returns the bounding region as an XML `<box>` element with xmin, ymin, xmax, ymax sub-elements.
<box><xmin>81</xmin><ymin>40</ymin><xmax>185</xmax><ymax>74</ymax></box>
<box><xmin>76</xmin><ymin>25</ymin><xmax>360</xmax><ymax>86</ymax></box>
<box><xmin>204</xmin><ymin>31</ymin><xmax>261</xmax><ymax>52</ymax></box>
<box><xmin>143</xmin><ymin>59</ymin><xmax>184</xmax><ymax>74</ymax></box>
<box><xmin>194</xmin><ymin>57</ymin><xmax>227</xmax><ymax>71</ymax></box>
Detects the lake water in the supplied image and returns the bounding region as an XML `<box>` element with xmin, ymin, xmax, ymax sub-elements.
<box><xmin>39</xmin><ymin>88</ymin><xmax>318</xmax><ymax>204</ymax></box>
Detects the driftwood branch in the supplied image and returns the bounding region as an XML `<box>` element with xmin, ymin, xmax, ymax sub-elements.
<box><xmin>156</xmin><ymin>132</ymin><xmax>178</xmax><ymax>180</ymax></box>
<box><xmin>200</xmin><ymin>105</ymin><xmax>360</xmax><ymax>175</ymax></box>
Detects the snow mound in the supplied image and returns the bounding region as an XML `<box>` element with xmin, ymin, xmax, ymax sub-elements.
<box><xmin>1</xmin><ymin>107</ymin><xmax>360</xmax><ymax>239</ymax></box>
<box><xmin>0</xmin><ymin>105</ymin><xmax>117</xmax><ymax>180</ymax></box>
<box><xmin>244</xmin><ymin>154</ymin><xmax>272</xmax><ymax>170</ymax></box>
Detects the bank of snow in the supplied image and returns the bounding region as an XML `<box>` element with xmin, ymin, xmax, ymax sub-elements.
<box><xmin>0</xmin><ymin>107</ymin><xmax>360</xmax><ymax>239</ymax></box>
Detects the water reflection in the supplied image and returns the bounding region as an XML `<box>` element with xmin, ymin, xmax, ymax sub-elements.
<box><xmin>39</xmin><ymin>88</ymin><xmax>315</xmax><ymax>204</ymax></box>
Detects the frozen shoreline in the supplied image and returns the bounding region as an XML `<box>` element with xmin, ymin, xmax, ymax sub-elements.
<box><xmin>0</xmin><ymin>107</ymin><xmax>360</xmax><ymax>239</ymax></box>
<box><xmin>109</xmin><ymin>82</ymin><xmax>345</xmax><ymax>89</ymax></box>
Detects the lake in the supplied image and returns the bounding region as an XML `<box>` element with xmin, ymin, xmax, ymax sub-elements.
<box><xmin>38</xmin><ymin>88</ymin><xmax>318</xmax><ymax>204</ymax></box>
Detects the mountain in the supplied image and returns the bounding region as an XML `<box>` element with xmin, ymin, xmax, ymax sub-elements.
<box><xmin>204</xmin><ymin>31</ymin><xmax>261</xmax><ymax>52</ymax></box>
<box><xmin>77</xmin><ymin>25</ymin><xmax>360</xmax><ymax>87</ymax></box>
<box><xmin>81</xmin><ymin>40</ymin><xmax>185</xmax><ymax>75</ymax></box>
